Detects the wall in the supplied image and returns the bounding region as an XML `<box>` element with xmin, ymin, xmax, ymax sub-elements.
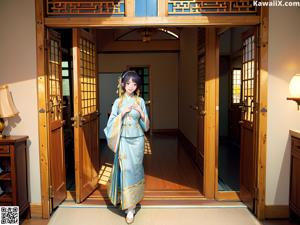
<box><xmin>179</xmin><ymin>28</ymin><xmax>198</xmax><ymax>146</ymax></box>
<box><xmin>98</xmin><ymin>53</ymin><xmax>178</xmax><ymax>130</ymax></box>
<box><xmin>99</xmin><ymin>73</ymin><xmax>120</xmax><ymax>139</ymax></box>
<box><xmin>267</xmin><ymin>7</ymin><xmax>300</xmax><ymax>206</ymax></box>
<box><xmin>0</xmin><ymin>0</ymin><xmax>41</xmax><ymax>204</ymax></box>
<box><xmin>219</xmin><ymin>31</ymin><xmax>231</xmax><ymax>138</ymax></box>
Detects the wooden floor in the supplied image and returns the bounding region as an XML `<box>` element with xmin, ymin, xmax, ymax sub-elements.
<box><xmin>21</xmin><ymin>134</ymin><xmax>300</xmax><ymax>224</ymax></box>
<box><xmin>22</xmin><ymin>133</ymin><xmax>300</xmax><ymax>224</ymax></box>
<box><xmin>94</xmin><ymin>133</ymin><xmax>203</xmax><ymax>201</ymax></box>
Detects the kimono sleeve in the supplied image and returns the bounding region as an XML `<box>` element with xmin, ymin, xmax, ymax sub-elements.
<box><xmin>139</xmin><ymin>98</ymin><xmax>150</xmax><ymax>132</ymax></box>
<box><xmin>104</xmin><ymin>99</ymin><xmax>122</xmax><ymax>153</ymax></box>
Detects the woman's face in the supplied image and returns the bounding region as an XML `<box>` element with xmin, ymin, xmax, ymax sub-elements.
<box><xmin>125</xmin><ymin>78</ymin><xmax>137</xmax><ymax>95</ymax></box>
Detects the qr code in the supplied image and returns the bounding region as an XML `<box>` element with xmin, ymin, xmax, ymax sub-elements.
<box><xmin>0</xmin><ymin>206</ymin><xmax>19</xmax><ymax>225</ymax></box>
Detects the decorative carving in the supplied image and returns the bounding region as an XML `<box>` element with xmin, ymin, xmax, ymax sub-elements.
<box><xmin>168</xmin><ymin>0</ymin><xmax>256</xmax><ymax>15</ymax></box>
<box><xmin>47</xmin><ymin>0</ymin><xmax>125</xmax><ymax>16</ymax></box>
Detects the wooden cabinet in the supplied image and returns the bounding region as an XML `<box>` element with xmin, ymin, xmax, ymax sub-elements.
<box><xmin>290</xmin><ymin>135</ymin><xmax>300</xmax><ymax>220</ymax></box>
<box><xmin>0</xmin><ymin>136</ymin><xmax>30</xmax><ymax>218</ymax></box>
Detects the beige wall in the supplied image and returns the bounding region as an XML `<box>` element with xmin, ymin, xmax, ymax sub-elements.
<box><xmin>98</xmin><ymin>53</ymin><xmax>179</xmax><ymax>129</ymax></box>
<box><xmin>267</xmin><ymin>7</ymin><xmax>300</xmax><ymax>206</ymax></box>
<box><xmin>0</xmin><ymin>0</ymin><xmax>41</xmax><ymax>204</ymax></box>
<box><xmin>179</xmin><ymin>28</ymin><xmax>198</xmax><ymax>146</ymax></box>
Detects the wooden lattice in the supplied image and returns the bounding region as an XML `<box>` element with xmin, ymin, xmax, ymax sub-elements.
<box><xmin>168</xmin><ymin>0</ymin><xmax>257</xmax><ymax>15</ymax></box>
<box><xmin>242</xmin><ymin>34</ymin><xmax>255</xmax><ymax>122</ymax></box>
<box><xmin>79</xmin><ymin>38</ymin><xmax>97</xmax><ymax>116</ymax></box>
<box><xmin>197</xmin><ymin>28</ymin><xmax>205</xmax><ymax>106</ymax></box>
<box><xmin>47</xmin><ymin>0</ymin><xmax>125</xmax><ymax>16</ymax></box>
<box><xmin>48</xmin><ymin>36</ymin><xmax>63</xmax><ymax>121</ymax></box>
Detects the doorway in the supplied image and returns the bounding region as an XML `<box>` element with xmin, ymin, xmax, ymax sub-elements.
<box><xmin>96</xmin><ymin>27</ymin><xmax>204</xmax><ymax>200</ymax></box>
<box><xmin>217</xmin><ymin>27</ymin><xmax>259</xmax><ymax>212</ymax></box>
<box><xmin>41</xmin><ymin>25</ymin><xmax>264</xmax><ymax>217</ymax></box>
<box><xmin>47</xmin><ymin>27</ymin><xmax>205</xmax><ymax>209</ymax></box>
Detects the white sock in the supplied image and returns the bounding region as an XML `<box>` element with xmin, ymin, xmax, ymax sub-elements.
<box><xmin>127</xmin><ymin>206</ymin><xmax>136</xmax><ymax>217</ymax></box>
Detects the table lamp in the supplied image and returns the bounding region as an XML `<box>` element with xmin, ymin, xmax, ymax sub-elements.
<box><xmin>0</xmin><ymin>85</ymin><xmax>19</xmax><ymax>137</ymax></box>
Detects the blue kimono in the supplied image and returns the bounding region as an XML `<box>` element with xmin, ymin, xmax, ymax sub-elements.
<box><xmin>104</xmin><ymin>95</ymin><xmax>149</xmax><ymax>210</ymax></box>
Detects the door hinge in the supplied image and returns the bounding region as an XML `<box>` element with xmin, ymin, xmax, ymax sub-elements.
<box><xmin>49</xmin><ymin>185</ymin><xmax>54</xmax><ymax>199</ymax></box>
<box><xmin>254</xmin><ymin>102</ymin><xmax>260</xmax><ymax>113</ymax></box>
<box><xmin>44</xmin><ymin>39</ymin><xmax>50</xmax><ymax>51</ymax></box>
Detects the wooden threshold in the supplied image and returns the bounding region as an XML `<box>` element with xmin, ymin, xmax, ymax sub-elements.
<box><xmin>67</xmin><ymin>189</ymin><xmax>204</xmax><ymax>201</ymax></box>
<box><xmin>215</xmin><ymin>191</ymin><xmax>241</xmax><ymax>201</ymax></box>
<box><xmin>61</xmin><ymin>198</ymin><xmax>244</xmax><ymax>208</ymax></box>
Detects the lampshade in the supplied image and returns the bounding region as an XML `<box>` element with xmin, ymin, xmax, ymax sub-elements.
<box><xmin>289</xmin><ymin>74</ymin><xmax>300</xmax><ymax>98</ymax></box>
<box><xmin>0</xmin><ymin>85</ymin><xmax>19</xmax><ymax>118</ymax></box>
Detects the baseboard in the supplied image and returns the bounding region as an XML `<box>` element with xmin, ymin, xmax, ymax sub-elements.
<box><xmin>151</xmin><ymin>129</ymin><xmax>178</xmax><ymax>134</ymax></box>
<box><xmin>265</xmin><ymin>205</ymin><xmax>289</xmax><ymax>219</ymax></box>
<box><xmin>30</xmin><ymin>203</ymin><xmax>43</xmax><ymax>218</ymax></box>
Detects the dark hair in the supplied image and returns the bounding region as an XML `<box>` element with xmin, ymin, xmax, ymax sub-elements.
<box><xmin>121</xmin><ymin>70</ymin><xmax>142</xmax><ymax>94</ymax></box>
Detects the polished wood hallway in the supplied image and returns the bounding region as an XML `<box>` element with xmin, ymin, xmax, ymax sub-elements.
<box><xmin>94</xmin><ymin>133</ymin><xmax>203</xmax><ymax>201</ymax></box>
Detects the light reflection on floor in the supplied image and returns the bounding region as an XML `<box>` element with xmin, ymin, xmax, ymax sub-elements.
<box><xmin>98</xmin><ymin>163</ymin><xmax>112</xmax><ymax>185</ymax></box>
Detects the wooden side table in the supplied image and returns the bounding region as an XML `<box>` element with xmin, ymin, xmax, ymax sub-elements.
<box><xmin>290</xmin><ymin>130</ymin><xmax>300</xmax><ymax>221</ymax></box>
<box><xmin>0</xmin><ymin>136</ymin><xmax>30</xmax><ymax>218</ymax></box>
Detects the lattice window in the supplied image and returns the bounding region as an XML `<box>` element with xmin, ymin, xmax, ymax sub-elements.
<box><xmin>62</xmin><ymin>61</ymin><xmax>71</xmax><ymax>96</ymax></box>
<box><xmin>80</xmin><ymin>38</ymin><xmax>97</xmax><ymax>116</ymax></box>
<box><xmin>168</xmin><ymin>0</ymin><xmax>257</xmax><ymax>15</ymax></box>
<box><xmin>232</xmin><ymin>68</ymin><xmax>242</xmax><ymax>104</ymax></box>
<box><xmin>48</xmin><ymin>38</ymin><xmax>62</xmax><ymax>121</ymax></box>
<box><xmin>242</xmin><ymin>34</ymin><xmax>255</xmax><ymax>122</ymax></box>
<box><xmin>129</xmin><ymin>66</ymin><xmax>150</xmax><ymax>119</ymax></box>
<box><xmin>198</xmin><ymin>28</ymin><xmax>205</xmax><ymax>109</ymax></box>
<box><xmin>129</xmin><ymin>66</ymin><xmax>150</xmax><ymax>101</ymax></box>
<box><xmin>47</xmin><ymin>0</ymin><xmax>125</xmax><ymax>16</ymax></box>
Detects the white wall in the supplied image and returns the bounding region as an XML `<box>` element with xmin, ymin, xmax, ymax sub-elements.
<box><xmin>267</xmin><ymin>7</ymin><xmax>300</xmax><ymax>205</ymax></box>
<box><xmin>179</xmin><ymin>28</ymin><xmax>198</xmax><ymax>146</ymax></box>
<box><xmin>98</xmin><ymin>53</ymin><xmax>179</xmax><ymax>130</ymax></box>
<box><xmin>0</xmin><ymin>0</ymin><xmax>41</xmax><ymax>204</ymax></box>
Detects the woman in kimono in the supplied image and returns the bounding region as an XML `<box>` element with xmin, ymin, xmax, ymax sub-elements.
<box><xmin>104</xmin><ymin>70</ymin><xmax>149</xmax><ymax>224</ymax></box>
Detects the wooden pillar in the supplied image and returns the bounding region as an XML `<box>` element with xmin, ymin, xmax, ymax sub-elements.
<box><xmin>35</xmin><ymin>0</ymin><xmax>51</xmax><ymax>219</ymax></box>
<box><xmin>256</xmin><ymin>5</ymin><xmax>269</xmax><ymax>220</ymax></box>
<box><xmin>204</xmin><ymin>28</ymin><xmax>218</xmax><ymax>199</ymax></box>
<box><xmin>125</xmin><ymin>0</ymin><xmax>135</xmax><ymax>17</ymax></box>
<box><xmin>158</xmin><ymin>0</ymin><xmax>167</xmax><ymax>17</ymax></box>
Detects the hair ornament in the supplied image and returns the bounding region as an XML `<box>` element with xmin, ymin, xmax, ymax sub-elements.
<box><xmin>116</xmin><ymin>76</ymin><xmax>124</xmax><ymax>97</ymax></box>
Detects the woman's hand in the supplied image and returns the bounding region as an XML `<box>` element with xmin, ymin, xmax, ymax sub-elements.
<box><xmin>132</xmin><ymin>104</ymin><xmax>145</xmax><ymax>120</ymax></box>
<box><xmin>121</xmin><ymin>105</ymin><xmax>132</xmax><ymax>118</ymax></box>
<box><xmin>132</xmin><ymin>103</ymin><xmax>142</xmax><ymax>113</ymax></box>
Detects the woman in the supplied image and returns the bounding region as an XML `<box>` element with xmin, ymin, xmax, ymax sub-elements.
<box><xmin>104</xmin><ymin>70</ymin><xmax>149</xmax><ymax>224</ymax></box>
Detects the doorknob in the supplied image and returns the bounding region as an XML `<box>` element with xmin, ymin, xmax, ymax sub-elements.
<box><xmin>71</xmin><ymin>116</ymin><xmax>77</xmax><ymax>127</ymax></box>
<box><xmin>199</xmin><ymin>110</ymin><xmax>206</xmax><ymax>116</ymax></box>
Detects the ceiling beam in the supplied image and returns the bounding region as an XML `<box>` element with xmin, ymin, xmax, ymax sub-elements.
<box><xmin>45</xmin><ymin>16</ymin><xmax>260</xmax><ymax>28</ymax></box>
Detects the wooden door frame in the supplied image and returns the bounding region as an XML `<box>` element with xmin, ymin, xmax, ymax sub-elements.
<box><xmin>214</xmin><ymin>30</ymin><xmax>241</xmax><ymax>202</ymax></box>
<box><xmin>36</xmin><ymin>0</ymin><xmax>267</xmax><ymax>219</ymax></box>
<box><xmin>213</xmin><ymin>8</ymin><xmax>269</xmax><ymax>220</ymax></box>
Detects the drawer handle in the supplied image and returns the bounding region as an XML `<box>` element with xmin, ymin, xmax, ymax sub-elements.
<box><xmin>297</xmin><ymin>145</ymin><xmax>300</xmax><ymax>150</ymax></box>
